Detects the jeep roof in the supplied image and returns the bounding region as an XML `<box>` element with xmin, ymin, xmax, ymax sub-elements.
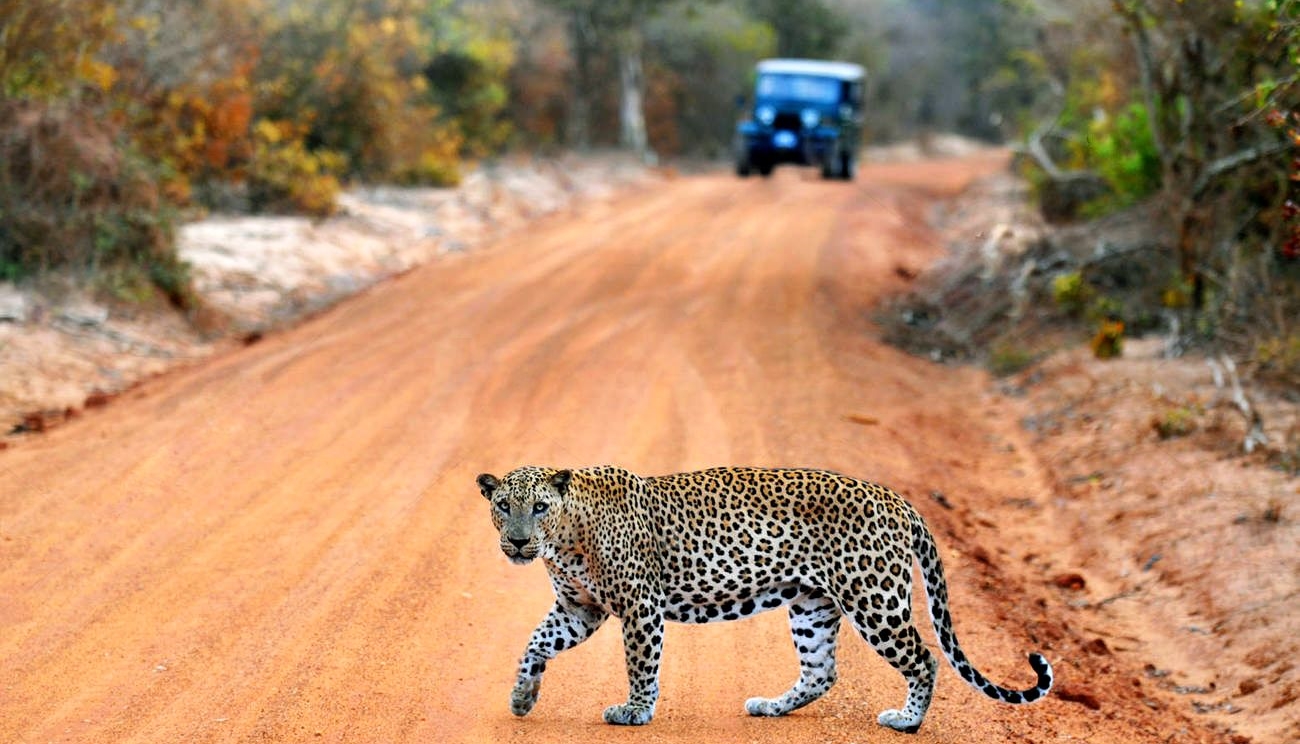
<box><xmin>755</xmin><ymin>58</ymin><xmax>866</xmax><ymax>82</ymax></box>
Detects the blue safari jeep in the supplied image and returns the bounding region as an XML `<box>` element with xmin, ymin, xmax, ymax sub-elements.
<box><xmin>735</xmin><ymin>58</ymin><xmax>866</xmax><ymax>181</ymax></box>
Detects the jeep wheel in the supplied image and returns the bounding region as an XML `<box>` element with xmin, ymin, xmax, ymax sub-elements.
<box><xmin>735</xmin><ymin>152</ymin><xmax>752</xmax><ymax>178</ymax></box>
<box><xmin>821</xmin><ymin>156</ymin><xmax>836</xmax><ymax>180</ymax></box>
<box><xmin>839</xmin><ymin>151</ymin><xmax>856</xmax><ymax>181</ymax></box>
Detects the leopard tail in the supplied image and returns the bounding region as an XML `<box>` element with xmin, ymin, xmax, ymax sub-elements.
<box><xmin>911</xmin><ymin>514</ymin><xmax>1054</xmax><ymax>704</ymax></box>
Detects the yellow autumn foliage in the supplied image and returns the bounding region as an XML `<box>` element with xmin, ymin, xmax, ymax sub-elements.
<box><xmin>1</xmin><ymin>0</ymin><xmax>505</xmax><ymax>289</ymax></box>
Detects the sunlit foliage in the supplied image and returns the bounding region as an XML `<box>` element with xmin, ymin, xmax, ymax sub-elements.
<box><xmin>0</xmin><ymin>0</ymin><xmax>514</xmax><ymax>287</ymax></box>
<box><xmin>1020</xmin><ymin>0</ymin><xmax>1298</xmax><ymax>375</ymax></box>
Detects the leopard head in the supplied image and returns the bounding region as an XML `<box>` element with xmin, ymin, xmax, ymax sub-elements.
<box><xmin>476</xmin><ymin>467</ymin><xmax>571</xmax><ymax>565</ymax></box>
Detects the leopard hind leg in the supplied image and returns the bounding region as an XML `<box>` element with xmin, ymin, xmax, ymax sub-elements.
<box><xmin>745</xmin><ymin>588</ymin><xmax>842</xmax><ymax>717</ymax></box>
<box><xmin>836</xmin><ymin>574</ymin><xmax>938</xmax><ymax>733</ymax></box>
<box><xmin>868</xmin><ymin>623</ymin><xmax>939</xmax><ymax>733</ymax></box>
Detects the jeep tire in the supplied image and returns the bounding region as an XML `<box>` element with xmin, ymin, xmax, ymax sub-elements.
<box><xmin>839</xmin><ymin>150</ymin><xmax>856</xmax><ymax>181</ymax></box>
<box><xmin>736</xmin><ymin>151</ymin><xmax>752</xmax><ymax>177</ymax></box>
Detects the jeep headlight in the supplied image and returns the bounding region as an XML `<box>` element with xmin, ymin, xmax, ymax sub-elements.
<box><xmin>800</xmin><ymin>108</ymin><xmax>821</xmax><ymax>129</ymax></box>
<box><xmin>756</xmin><ymin>105</ymin><xmax>776</xmax><ymax>126</ymax></box>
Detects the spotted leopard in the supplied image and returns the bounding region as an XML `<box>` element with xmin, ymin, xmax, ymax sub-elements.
<box><xmin>476</xmin><ymin>465</ymin><xmax>1053</xmax><ymax>729</ymax></box>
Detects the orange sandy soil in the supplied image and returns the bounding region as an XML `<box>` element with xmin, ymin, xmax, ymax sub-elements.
<box><xmin>0</xmin><ymin>152</ymin><xmax>1294</xmax><ymax>743</ymax></box>
<box><xmin>1004</xmin><ymin>338</ymin><xmax>1298</xmax><ymax>744</ymax></box>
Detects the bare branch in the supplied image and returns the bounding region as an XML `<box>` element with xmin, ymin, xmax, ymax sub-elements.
<box><xmin>1192</xmin><ymin>140</ymin><xmax>1295</xmax><ymax>198</ymax></box>
<box><xmin>1024</xmin><ymin>129</ymin><xmax>1064</xmax><ymax>179</ymax></box>
<box><xmin>1207</xmin><ymin>356</ymin><xmax>1269</xmax><ymax>454</ymax></box>
<box><xmin>1214</xmin><ymin>74</ymin><xmax>1300</xmax><ymax>117</ymax></box>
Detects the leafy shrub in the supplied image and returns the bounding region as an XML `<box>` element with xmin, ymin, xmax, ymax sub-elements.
<box><xmin>247</xmin><ymin>120</ymin><xmax>344</xmax><ymax>216</ymax></box>
<box><xmin>1</xmin><ymin>0</ymin><xmax>504</xmax><ymax>285</ymax></box>
<box><xmin>644</xmin><ymin>4</ymin><xmax>777</xmax><ymax>157</ymax></box>
<box><xmin>1253</xmin><ymin>333</ymin><xmax>1300</xmax><ymax>387</ymax></box>
<box><xmin>424</xmin><ymin>28</ymin><xmax>516</xmax><ymax>157</ymax></box>
<box><xmin>1051</xmin><ymin>271</ymin><xmax>1092</xmax><ymax>315</ymax></box>
<box><xmin>988</xmin><ymin>343</ymin><xmax>1036</xmax><ymax>377</ymax></box>
<box><xmin>1085</xmin><ymin>295</ymin><xmax>1125</xmax><ymax>325</ymax></box>
<box><xmin>1079</xmin><ymin>101</ymin><xmax>1163</xmax><ymax>214</ymax></box>
<box><xmin>1090</xmin><ymin>317</ymin><xmax>1125</xmax><ymax>359</ymax></box>
<box><xmin>1161</xmin><ymin>274</ymin><xmax>1194</xmax><ymax>309</ymax></box>
<box><xmin>253</xmin><ymin>0</ymin><xmax>470</xmax><ymax>185</ymax></box>
<box><xmin>391</xmin><ymin>126</ymin><xmax>464</xmax><ymax>186</ymax></box>
<box><xmin>1275</xmin><ymin>440</ymin><xmax>1300</xmax><ymax>476</ymax></box>
<box><xmin>1152</xmin><ymin>406</ymin><xmax>1199</xmax><ymax>439</ymax></box>
<box><xmin>0</xmin><ymin>1</ymin><xmax>118</xmax><ymax>100</ymax></box>
<box><xmin>127</xmin><ymin>67</ymin><xmax>259</xmax><ymax>207</ymax></box>
<box><xmin>0</xmin><ymin>100</ymin><xmax>191</xmax><ymax>306</ymax></box>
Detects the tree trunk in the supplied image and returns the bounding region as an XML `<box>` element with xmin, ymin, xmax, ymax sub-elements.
<box><xmin>1114</xmin><ymin>1</ymin><xmax>1213</xmax><ymax>313</ymax></box>
<box><xmin>617</xmin><ymin>27</ymin><xmax>652</xmax><ymax>163</ymax></box>
<box><xmin>566</xmin><ymin>6</ymin><xmax>593</xmax><ymax>151</ymax></box>
<box><xmin>1112</xmin><ymin>0</ymin><xmax>1169</xmax><ymax>172</ymax></box>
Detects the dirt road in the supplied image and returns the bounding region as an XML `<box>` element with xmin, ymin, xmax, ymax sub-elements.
<box><xmin>0</xmin><ymin>155</ymin><xmax>1226</xmax><ymax>743</ymax></box>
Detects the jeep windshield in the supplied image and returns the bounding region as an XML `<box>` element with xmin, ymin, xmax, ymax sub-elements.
<box><xmin>755</xmin><ymin>74</ymin><xmax>840</xmax><ymax>105</ymax></box>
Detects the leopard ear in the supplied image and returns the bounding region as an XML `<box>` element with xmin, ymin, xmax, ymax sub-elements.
<box><xmin>549</xmin><ymin>469</ymin><xmax>572</xmax><ymax>495</ymax></box>
<box><xmin>476</xmin><ymin>473</ymin><xmax>500</xmax><ymax>499</ymax></box>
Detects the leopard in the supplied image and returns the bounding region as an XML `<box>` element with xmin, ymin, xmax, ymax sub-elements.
<box><xmin>476</xmin><ymin>464</ymin><xmax>1053</xmax><ymax>730</ymax></box>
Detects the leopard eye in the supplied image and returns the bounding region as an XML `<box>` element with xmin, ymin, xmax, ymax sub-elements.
<box><xmin>495</xmin><ymin>499</ymin><xmax>510</xmax><ymax>514</ymax></box>
<box><xmin>532</xmin><ymin>502</ymin><xmax>549</xmax><ymax>516</ymax></box>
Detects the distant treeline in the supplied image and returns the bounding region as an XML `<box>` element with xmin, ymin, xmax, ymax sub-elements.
<box><xmin>1</xmin><ymin>1</ymin><xmax>1296</xmax><ymax>367</ymax></box>
<box><xmin>0</xmin><ymin>0</ymin><xmax>1039</xmax><ymax>291</ymax></box>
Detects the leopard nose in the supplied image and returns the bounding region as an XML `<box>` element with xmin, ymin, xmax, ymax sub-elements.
<box><xmin>508</xmin><ymin>537</ymin><xmax>529</xmax><ymax>549</ymax></box>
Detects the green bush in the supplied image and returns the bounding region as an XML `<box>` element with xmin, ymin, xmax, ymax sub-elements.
<box><xmin>1051</xmin><ymin>271</ymin><xmax>1092</xmax><ymax>316</ymax></box>
<box><xmin>988</xmin><ymin>343</ymin><xmax>1036</xmax><ymax>377</ymax></box>
<box><xmin>1080</xmin><ymin>101</ymin><xmax>1163</xmax><ymax>213</ymax></box>
<box><xmin>1153</xmin><ymin>406</ymin><xmax>1199</xmax><ymax>439</ymax></box>
<box><xmin>1085</xmin><ymin>295</ymin><xmax>1125</xmax><ymax>324</ymax></box>
<box><xmin>424</xmin><ymin>29</ymin><xmax>515</xmax><ymax>158</ymax></box>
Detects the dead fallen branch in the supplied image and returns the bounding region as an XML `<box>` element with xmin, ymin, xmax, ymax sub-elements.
<box><xmin>1207</xmin><ymin>355</ymin><xmax>1268</xmax><ymax>454</ymax></box>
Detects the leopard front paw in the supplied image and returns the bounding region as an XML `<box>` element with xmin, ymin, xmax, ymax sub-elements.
<box><xmin>877</xmin><ymin>708</ymin><xmax>922</xmax><ymax>734</ymax></box>
<box><xmin>603</xmin><ymin>702</ymin><xmax>654</xmax><ymax>725</ymax></box>
<box><xmin>510</xmin><ymin>678</ymin><xmax>541</xmax><ymax>716</ymax></box>
<box><xmin>745</xmin><ymin>697</ymin><xmax>787</xmax><ymax>717</ymax></box>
